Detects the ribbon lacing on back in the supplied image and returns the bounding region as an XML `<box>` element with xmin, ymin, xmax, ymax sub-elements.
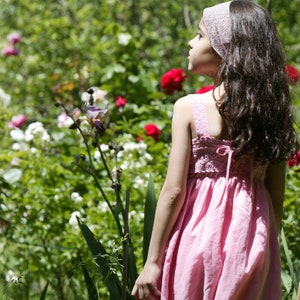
<box><xmin>216</xmin><ymin>145</ymin><xmax>233</xmax><ymax>186</ymax></box>
<box><xmin>216</xmin><ymin>145</ymin><xmax>253</xmax><ymax>199</ymax></box>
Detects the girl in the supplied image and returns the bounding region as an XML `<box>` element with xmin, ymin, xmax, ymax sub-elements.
<box><xmin>132</xmin><ymin>1</ymin><xmax>298</xmax><ymax>299</ymax></box>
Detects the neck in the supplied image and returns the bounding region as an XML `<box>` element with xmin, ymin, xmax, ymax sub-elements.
<box><xmin>213</xmin><ymin>84</ymin><xmax>225</xmax><ymax>102</ymax></box>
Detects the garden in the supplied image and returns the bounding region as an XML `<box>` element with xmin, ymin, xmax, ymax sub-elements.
<box><xmin>0</xmin><ymin>0</ymin><xmax>299</xmax><ymax>299</ymax></box>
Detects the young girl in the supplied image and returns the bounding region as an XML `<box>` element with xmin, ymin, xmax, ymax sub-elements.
<box><xmin>132</xmin><ymin>1</ymin><xmax>298</xmax><ymax>299</ymax></box>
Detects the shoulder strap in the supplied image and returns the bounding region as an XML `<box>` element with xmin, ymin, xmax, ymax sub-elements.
<box><xmin>191</xmin><ymin>99</ymin><xmax>209</xmax><ymax>137</ymax></box>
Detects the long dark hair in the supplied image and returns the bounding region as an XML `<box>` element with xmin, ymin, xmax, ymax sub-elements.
<box><xmin>217</xmin><ymin>0</ymin><xmax>298</xmax><ymax>163</ymax></box>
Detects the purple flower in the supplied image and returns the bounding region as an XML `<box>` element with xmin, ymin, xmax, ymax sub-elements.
<box><xmin>85</xmin><ymin>105</ymin><xmax>108</xmax><ymax>120</ymax></box>
<box><xmin>85</xmin><ymin>104</ymin><xmax>108</xmax><ymax>135</ymax></box>
<box><xmin>94</xmin><ymin>120</ymin><xmax>105</xmax><ymax>135</ymax></box>
<box><xmin>3</xmin><ymin>46</ymin><xmax>19</xmax><ymax>56</ymax></box>
<box><xmin>69</xmin><ymin>104</ymin><xmax>108</xmax><ymax>136</ymax></box>
<box><xmin>7</xmin><ymin>33</ymin><xmax>21</xmax><ymax>45</ymax></box>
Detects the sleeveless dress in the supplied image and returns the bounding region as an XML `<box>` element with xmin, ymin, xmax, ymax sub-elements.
<box><xmin>159</xmin><ymin>98</ymin><xmax>281</xmax><ymax>300</ymax></box>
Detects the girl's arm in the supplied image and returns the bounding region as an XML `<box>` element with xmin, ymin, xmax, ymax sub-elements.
<box><xmin>131</xmin><ymin>98</ymin><xmax>192</xmax><ymax>299</ymax></box>
<box><xmin>264</xmin><ymin>161</ymin><xmax>286</xmax><ymax>234</ymax></box>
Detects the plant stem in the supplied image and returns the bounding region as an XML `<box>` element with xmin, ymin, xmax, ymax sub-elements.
<box><xmin>121</xmin><ymin>190</ymin><xmax>130</xmax><ymax>299</ymax></box>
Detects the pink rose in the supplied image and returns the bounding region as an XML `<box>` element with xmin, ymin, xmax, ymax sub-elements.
<box><xmin>161</xmin><ymin>68</ymin><xmax>187</xmax><ymax>94</ymax></box>
<box><xmin>7</xmin><ymin>33</ymin><xmax>21</xmax><ymax>45</ymax></box>
<box><xmin>7</xmin><ymin>114</ymin><xmax>27</xmax><ymax>128</ymax></box>
<box><xmin>2</xmin><ymin>46</ymin><xmax>19</xmax><ymax>56</ymax></box>
<box><xmin>115</xmin><ymin>96</ymin><xmax>127</xmax><ymax>108</ymax></box>
<box><xmin>195</xmin><ymin>85</ymin><xmax>214</xmax><ymax>94</ymax></box>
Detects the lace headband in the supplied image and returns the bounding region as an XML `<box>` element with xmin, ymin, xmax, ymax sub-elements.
<box><xmin>203</xmin><ymin>1</ymin><xmax>232</xmax><ymax>59</ymax></box>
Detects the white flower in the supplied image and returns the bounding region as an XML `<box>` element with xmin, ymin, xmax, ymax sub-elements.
<box><xmin>91</xmin><ymin>87</ymin><xmax>108</xmax><ymax>104</ymax></box>
<box><xmin>6</xmin><ymin>270</ymin><xmax>19</xmax><ymax>283</ymax></box>
<box><xmin>51</xmin><ymin>132</ymin><xmax>65</xmax><ymax>142</ymax></box>
<box><xmin>71</xmin><ymin>192</ymin><xmax>83</xmax><ymax>203</ymax></box>
<box><xmin>94</xmin><ymin>145</ymin><xmax>110</xmax><ymax>161</ymax></box>
<box><xmin>133</xmin><ymin>176</ymin><xmax>146</xmax><ymax>189</ymax></box>
<box><xmin>120</xmin><ymin>161</ymin><xmax>130</xmax><ymax>170</ymax></box>
<box><xmin>124</xmin><ymin>141</ymin><xmax>147</xmax><ymax>151</ymax></box>
<box><xmin>69</xmin><ymin>211</ymin><xmax>81</xmax><ymax>225</ymax></box>
<box><xmin>24</xmin><ymin>122</ymin><xmax>50</xmax><ymax>143</ymax></box>
<box><xmin>0</xmin><ymin>87</ymin><xmax>11</xmax><ymax>107</ymax></box>
<box><xmin>118</xmin><ymin>33</ymin><xmax>132</xmax><ymax>46</ymax></box>
<box><xmin>11</xmin><ymin>142</ymin><xmax>29</xmax><ymax>151</ymax></box>
<box><xmin>81</xmin><ymin>91</ymin><xmax>90</xmax><ymax>103</ymax></box>
<box><xmin>10</xmin><ymin>128</ymin><xmax>25</xmax><ymax>142</ymax></box>
<box><xmin>12</xmin><ymin>276</ymin><xmax>19</xmax><ymax>283</ymax></box>
<box><xmin>100</xmin><ymin>144</ymin><xmax>109</xmax><ymax>152</ymax></box>
<box><xmin>82</xmin><ymin>87</ymin><xmax>108</xmax><ymax>105</ymax></box>
<box><xmin>30</xmin><ymin>147</ymin><xmax>38</xmax><ymax>153</ymax></box>
<box><xmin>10</xmin><ymin>158</ymin><xmax>20</xmax><ymax>166</ymax></box>
<box><xmin>57</xmin><ymin>111</ymin><xmax>73</xmax><ymax>128</ymax></box>
<box><xmin>99</xmin><ymin>202</ymin><xmax>109</xmax><ymax>212</ymax></box>
<box><xmin>144</xmin><ymin>153</ymin><xmax>153</xmax><ymax>161</ymax></box>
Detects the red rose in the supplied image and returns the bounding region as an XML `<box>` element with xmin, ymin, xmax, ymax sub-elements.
<box><xmin>115</xmin><ymin>96</ymin><xmax>127</xmax><ymax>108</ymax></box>
<box><xmin>195</xmin><ymin>85</ymin><xmax>214</xmax><ymax>94</ymax></box>
<box><xmin>144</xmin><ymin>124</ymin><xmax>161</xmax><ymax>141</ymax></box>
<box><xmin>285</xmin><ymin>65</ymin><xmax>300</xmax><ymax>85</ymax></box>
<box><xmin>287</xmin><ymin>151</ymin><xmax>300</xmax><ymax>167</ymax></box>
<box><xmin>288</xmin><ymin>157</ymin><xmax>298</xmax><ymax>167</ymax></box>
<box><xmin>161</xmin><ymin>68</ymin><xmax>187</xmax><ymax>94</ymax></box>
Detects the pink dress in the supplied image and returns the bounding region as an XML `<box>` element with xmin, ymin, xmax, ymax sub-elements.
<box><xmin>159</xmin><ymin>98</ymin><xmax>281</xmax><ymax>299</ymax></box>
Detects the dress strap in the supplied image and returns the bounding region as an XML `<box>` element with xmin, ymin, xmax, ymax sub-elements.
<box><xmin>191</xmin><ymin>99</ymin><xmax>210</xmax><ymax>137</ymax></box>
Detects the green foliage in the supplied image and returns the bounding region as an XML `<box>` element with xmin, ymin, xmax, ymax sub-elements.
<box><xmin>143</xmin><ymin>175</ymin><xmax>157</xmax><ymax>264</ymax></box>
<box><xmin>0</xmin><ymin>0</ymin><xmax>299</xmax><ymax>299</ymax></box>
<box><xmin>77</xmin><ymin>218</ymin><xmax>123</xmax><ymax>299</ymax></box>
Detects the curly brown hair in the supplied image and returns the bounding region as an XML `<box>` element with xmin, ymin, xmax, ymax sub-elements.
<box><xmin>217</xmin><ymin>0</ymin><xmax>298</xmax><ymax>163</ymax></box>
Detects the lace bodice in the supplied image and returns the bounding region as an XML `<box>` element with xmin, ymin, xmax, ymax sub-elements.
<box><xmin>189</xmin><ymin>98</ymin><xmax>267</xmax><ymax>181</ymax></box>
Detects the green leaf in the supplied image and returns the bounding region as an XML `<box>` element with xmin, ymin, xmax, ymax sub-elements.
<box><xmin>79</xmin><ymin>255</ymin><xmax>99</xmax><ymax>300</ymax></box>
<box><xmin>2</xmin><ymin>168</ymin><xmax>22</xmax><ymax>184</ymax></box>
<box><xmin>39</xmin><ymin>281</ymin><xmax>49</xmax><ymax>300</ymax></box>
<box><xmin>77</xmin><ymin>217</ymin><xmax>122</xmax><ymax>300</ymax></box>
<box><xmin>281</xmin><ymin>271</ymin><xmax>293</xmax><ymax>296</ymax></box>
<box><xmin>143</xmin><ymin>174</ymin><xmax>157</xmax><ymax>264</ymax></box>
<box><xmin>123</xmin><ymin>189</ymin><xmax>138</xmax><ymax>291</ymax></box>
<box><xmin>127</xmin><ymin>241</ymin><xmax>138</xmax><ymax>291</ymax></box>
<box><xmin>281</xmin><ymin>227</ymin><xmax>298</xmax><ymax>296</ymax></box>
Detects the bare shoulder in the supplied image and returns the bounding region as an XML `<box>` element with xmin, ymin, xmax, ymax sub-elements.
<box><xmin>173</xmin><ymin>94</ymin><xmax>206</xmax><ymax>125</ymax></box>
<box><xmin>181</xmin><ymin>91</ymin><xmax>225</xmax><ymax>139</ymax></box>
<box><xmin>174</xmin><ymin>93</ymin><xmax>208</xmax><ymax>111</ymax></box>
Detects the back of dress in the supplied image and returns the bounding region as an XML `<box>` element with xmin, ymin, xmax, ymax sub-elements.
<box><xmin>159</xmin><ymin>96</ymin><xmax>281</xmax><ymax>300</ymax></box>
<box><xmin>189</xmin><ymin>97</ymin><xmax>267</xmax><ymax>184</ymax></box>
